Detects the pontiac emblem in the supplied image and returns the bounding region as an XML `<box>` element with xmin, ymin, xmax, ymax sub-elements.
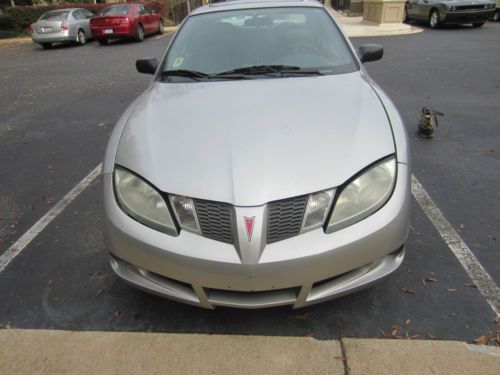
<box><xmin>244</xmin><ymin>216</ymin><xmax>255</xmax><ymax>241</ymax></box>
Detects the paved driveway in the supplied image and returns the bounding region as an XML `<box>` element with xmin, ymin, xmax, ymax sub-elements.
<box><xmin>0</xmin><ymin>23</ymin><xmax>499</xmax><ymax>341</ymax></box>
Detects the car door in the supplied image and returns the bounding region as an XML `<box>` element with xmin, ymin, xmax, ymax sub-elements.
<box><xmin>407</xmin><ymin>0</ymin><xmax>426</xmax><ymax>20</ymax></box>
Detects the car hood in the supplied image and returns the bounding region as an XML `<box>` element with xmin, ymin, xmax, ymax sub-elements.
<box><xmin>116</xmin><ymin>72</ymin><xmax>395</xmax><ymax>206</ymax></box>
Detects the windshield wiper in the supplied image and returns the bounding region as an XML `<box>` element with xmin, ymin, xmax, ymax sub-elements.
<box><xmin>216</xmin><ymin>65</ymin><xmax>301</xmax><ymax>76</ymax></box>
<box><xmin>277</xmin><ymin>69</ymin><xmax>325</xmax><ymax>76</ymax></box>
<box><xmin>159</xmin><ymin>69</ymin><xmax>211</xmax><ymax>80</ymax></box>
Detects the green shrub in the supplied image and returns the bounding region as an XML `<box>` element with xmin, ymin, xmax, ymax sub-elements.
<box><xmin>0</xmin><ymin>15</ymin><xmax>18</xmax><ymax>31</ymax></box>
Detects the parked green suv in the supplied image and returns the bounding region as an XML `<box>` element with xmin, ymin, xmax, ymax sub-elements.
<box><xmin>403</xmin><ymin>0</ymin><xmax>496</xmax><ymax>28</ymax></box>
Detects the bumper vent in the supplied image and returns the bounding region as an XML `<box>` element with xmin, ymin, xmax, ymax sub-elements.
<box><xmin>267</xmin><ymin>195</ymin><xmax>308</xmax><ymax>244</ymax></box>
<box><xmin>195</xmin><ymin>200</ymin><xmax>234</xmax><ymax>244</ymax></box>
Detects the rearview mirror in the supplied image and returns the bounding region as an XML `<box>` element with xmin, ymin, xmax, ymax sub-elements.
<box><xmin>136</xmin><ymin>58</ymin><xmax>159</xmax><ymax>75</ymax></box>
<box><xmin>357</xmin><ymin>44</ymin><xmax>384</xmax><ymax>63</ymax></box>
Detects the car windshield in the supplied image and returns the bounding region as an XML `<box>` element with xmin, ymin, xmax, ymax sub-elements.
<box><xmin>161</xmin><ymin>7</ymin><xmax>357</xmax><ymax>80</ymax></box>
<box><xmin>98</xmin><ymin>5</ymin><xmax>131</xmax><ymax>16</ymax></box>
<box><xmin>40</xmin><ymin>11</ymin><xmax>70</xmax><ymax>21</ymax></box>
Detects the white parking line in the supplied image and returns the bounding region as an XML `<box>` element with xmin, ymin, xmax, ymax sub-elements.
<box><xmin>0</xmin><ymin>164</ymin><xmax>102</xmax><ymax>273</ymax></box>
<box><xmin>154</xmin><ymin>32</ymin><xmax>173</xmax><ymax>40</ymax></box>
<box><xmin>411</xmin><ymin>175</ymin><xmax>500</xmax><ymax>317</ymax></box>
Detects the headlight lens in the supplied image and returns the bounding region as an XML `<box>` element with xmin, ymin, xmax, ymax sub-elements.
<box><xmin>326</xmin><ymin>157</ymin><xmax>396</xmax><ymax>233</ymax></box>
<box><xmin>169</xmin><ymin>195</ymin><xmax>201</xmax><ymax>234</ymax></box>
<box><xmin>301</xmin><ymin>189</ymin><xmax>334</xmax><ymax>232</ymax></box>
<box><xmin>114</xmin><ymin>167</ymin><xmax>178</xmax><ymax>236</ymax></box>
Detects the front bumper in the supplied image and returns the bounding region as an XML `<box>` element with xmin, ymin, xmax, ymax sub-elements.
<box><xmin>31</xmin><ymin>30</ymin><xmax>75</xmax><ymax>44</ymax></box>
<box><xmin>103</xmin><ymin>163</ymin><xmax>410</xmax><ymax>309</ymax></box>
<box><xmin>443</xmin><ymin>9</ymin><xmax>495</xmax><ymax>24</ymax></box>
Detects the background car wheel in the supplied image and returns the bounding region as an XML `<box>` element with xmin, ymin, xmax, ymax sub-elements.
<box><xmin>158</xmin><ymin>20</ymin><xmax>164</xmax><ymax>34</ymax></box>
<box><xmin>403</xmin><ymin>7</ymin><xmax>409</xmax><ymax>23</ymax></box>
<box><xmin>77</xmin><ymin>30</ymin><xmax>86</xmax><ymax>46</ymax></box>
<box><xmin>135</xmin><ymin>25</ymin><xmax>144</xmax><ymax>42</ymax></box>
<box><xmin>41</xmin><ymin>43</ymin><xmax>52</xmax><ymax>49</ymax></box>
<box><xmin>472</xmin><ymin>22</ymin><xmax>484</xmax><ymax>28</ymax></box>
<box><xmin>494</xmin><ymin>11</ymin><xmax>499</xmax><ymax>21</ymax></box>
<box><xmin>429</xmin><ymin>9</ymin><xmax>441</xmax><ymax>29</ymax></box>
<box><xmin>98</xmin><ymin>39</ymin><xmax>108</xmax><ymax>46</ymax></box>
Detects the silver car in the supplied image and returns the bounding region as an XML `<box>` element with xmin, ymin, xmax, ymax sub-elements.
<box><xmin>102</xmin><ymin>0</ymin><xmax>410</xmax><ymax>309</ymax></box>
<box><xmin>29</xmin><ymin>8</ymin><xmax>93</xmax><ymax>49</ymax></box>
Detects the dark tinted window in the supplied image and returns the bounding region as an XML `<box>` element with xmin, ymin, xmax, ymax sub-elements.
<box><xmin>40</xmin><ymin>11</ymin><xmax>70</xmax><ymax>21</ymax></box>
<box><xmin>98</xmin><ymin>5</ymin><xmax>131</xmax><ymax>16</ymax></box>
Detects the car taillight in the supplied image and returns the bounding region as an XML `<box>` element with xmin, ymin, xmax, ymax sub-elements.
<box><xmin>121</xmin><ymin>17</ymin><xmax>130</xmax><ymax>24</ymax></box>
<box><xmin>28</xmin><ymin>24</ymin><xmax>34</xmax><ymax>33</ymax></box>
<box><xmin>61</xmin><ymin>21</ymin><xmax>68</xmax><ymax>31</ymax></box>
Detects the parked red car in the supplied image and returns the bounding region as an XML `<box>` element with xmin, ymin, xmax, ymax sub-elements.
<box><xmin>90</xmin><ymin>3</ymin><xmax>163</xmax><ymax>45</ymax></box>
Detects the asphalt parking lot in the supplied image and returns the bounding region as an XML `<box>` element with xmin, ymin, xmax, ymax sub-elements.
<box><xmin>0</xmin><ymin>22</ymin><xmax>499</xmax><ymax>342</ymax></box>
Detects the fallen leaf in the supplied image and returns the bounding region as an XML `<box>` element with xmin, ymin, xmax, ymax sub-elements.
<box><xmin>42</xmin><ymin>194</ymin><xmax>54</xmax><ymax>204</ymax></box>
<box><xmin>495</xmin><ymin>316</ymin><xmax>500</xmax><ymax>323</ymax></box>
<box><xmin>97</xmin><ymin>287</ymin><xmax>106</xmax><ymax>296</ymax></box>
<box><xmin>112</xmin><ymin>308</ymin><xmax>121</xmax><ymax>317</ymax></box>
<box><xmin>459</xmin><ymin>224</ymin><xmax>464</xmax><ymax>229</ymax></box>
<box><xmin>410</xmin><ymin>335</ymin><xmax>419</xmax><ymax>340</ymax></box>
<box><xmin>48</xmin><ymin>279</ymin><xmax>53</xmax><ymax>287</ymax></box>
<box><xmin>464</xmin><ymin>283</ymin><xmax>477</xmax><ymax>288</ymax></box>
<box><xmin>302</xmin><ymin>331</ymin><xmax>313</xmax><ymax>337</ymax></box>
<box><xmin>427</xmin><ymin>332</ymin><xmax>436</xmax><ymax>339</ymax></box>
<box><xmin>424</xmin><ymin>277</ymin><xmax>438</xmax><ymax>284</ymax></box>
<box><xmin>404</xmin><ymin>319</ymin><xmax>411</xmax><ymax>326</ymax></box>
<box><xmin>447</xmin><ymin>288</ymin><xmax>457</xmax><ymax>292</ymax></box>
<box><xmin>334</xmin><ymin>356</ymin><xmax>345</xmax><ymax>361</ymax></box>
<box><xmin>409</xmin><ymin>224</ymin><xmax>415</xmax><ymax>232</ymax></box>
<box><xmin>473</xmin><ymin>335</ymin><xmax>488</xmax><ymax>345</ymax></box>
<box><xmin>401</xmin><ymin>287</ymin><xmax>416</xmax><ymax>295</ymax></box>
<box><xmin>291</xmin><ymin>313</ymin><xmax>312</xmax><ymax>320</ymax></box>
<box><xmin>380</xmin><ymin>329</ymin><xmax>388</xmax><ymax>338</ymax></box>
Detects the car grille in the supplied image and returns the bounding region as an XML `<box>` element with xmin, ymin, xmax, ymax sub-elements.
<box><xmin>195</xmin><ymin>200</ymin><xmax>234</xmax><ymax>244</ymax></box>
<box><xmin>267</xmin><ymin>195</ymin><xmax>308</xmax><ymax>244</ymax></box>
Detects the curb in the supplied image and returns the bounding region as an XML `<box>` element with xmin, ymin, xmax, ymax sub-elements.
<box><xmin>1</xmin><ymin>329</ymin><xmax>499</xmax><ymax>374</ymax></box>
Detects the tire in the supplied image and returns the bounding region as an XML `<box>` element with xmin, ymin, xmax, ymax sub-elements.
<box><xmin>77</xmin><ymin>29</ymin><xmax>86</xmax><ymax>46</ymax></box>
<box><xmin>41</xmin><ymin>43</ymin><xmax>52</xmax><ymax>49</ymax></box>
<box><xmin>135</xmin><ymin>24</ymin><xmax>144</xmax><ymax>42</ymax></box>
<box><xmin>472</xmin><ymin>22</ymin><xmax>484</xmax><ymax>28</ymax></box>
<box><xmin>98</xmin><ymin>39</ymin><xmax>108</xmax><ymax>46</ymax></box>
<box><xmin>429</xmin><ymin>9</ymin><xmax>441</xmax><ymax>29</ymax></box>
<box><xmin>158</xmin><ymin>19</ymin><xmax>164</xmax><ymax>34</ymax></box>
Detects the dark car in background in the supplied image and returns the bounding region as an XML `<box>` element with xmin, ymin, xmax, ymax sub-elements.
<box><xmin>403</xmin><ymin>0</ymin><xmax>496</xmax><ymax>28</ymax></box>
<box><xmin>90</xmin><ymin>3</ymin><xmax>163</xmax><ymax>45</ymax></box>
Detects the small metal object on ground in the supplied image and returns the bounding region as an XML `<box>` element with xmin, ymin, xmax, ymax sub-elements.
<box><xmin>418</xmin><ymin>107</ymin><xmax>444</xmax><ymax>138</ymax></box>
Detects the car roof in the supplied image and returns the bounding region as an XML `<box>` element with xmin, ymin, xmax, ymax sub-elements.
<box><xmin>191</xmin><ymin>0</ymin><xmax>323</xmax><ymax>16</ymax></box>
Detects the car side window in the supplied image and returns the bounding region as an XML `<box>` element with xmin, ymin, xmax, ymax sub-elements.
<box><xmin>137</xmin><ymin>5</ymin><xmax>147</xmax><ymax>15</ymax></box>
<box><xmin>72</xmin><ymin>10</ymin><xmax>83</xmax><ymax>20</ymax></box>
<box><xmin>84</xmin><ymin>10</ymin><xmax>94</xmax><ymax>19</ymax></box>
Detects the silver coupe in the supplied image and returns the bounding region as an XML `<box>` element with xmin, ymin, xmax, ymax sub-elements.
<box><xmin>102</xmin><ymin>0</ymin><xmax>411</xmax><ymax>309</ymax></box>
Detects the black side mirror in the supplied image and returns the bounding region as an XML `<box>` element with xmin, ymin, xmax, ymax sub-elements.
<box><xmin>357</xmin><ymin>44</ymin><xmax>384</xmax><ymax>63</ymax></box>
<box><xmin>136</xmin><ymin>58</ymin><xmax>159</xmax><ymax>74</ymax></box>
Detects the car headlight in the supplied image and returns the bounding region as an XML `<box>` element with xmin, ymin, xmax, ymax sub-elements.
<box><xmin>168</xmin><ymin>195</ymin><xmax>201</xmax><ymax>234</ymax></box>
<box><xmin>449</xmin><ymin>6</ymin><xmax>457</xmax><ymax>11</ymax></box>
<box><xmin>301</xmin><ymin>189</ymin><xmax>334</xmax><ymax>232</ymax></box>
<box><xmin>114</xmin><ymin>167</ymin><xmax>178</xmax><ymax>236</ymax></box>
<box><xmin>325</xmin><ymin>157</ymin><xmax>396</xmax><ymax>233</ymax></box>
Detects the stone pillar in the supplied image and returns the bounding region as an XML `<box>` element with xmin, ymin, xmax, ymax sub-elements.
<box><xmin>363</xmin><ymin>0</ymin><xmax>405</xmax><ymax>23</ymax></box>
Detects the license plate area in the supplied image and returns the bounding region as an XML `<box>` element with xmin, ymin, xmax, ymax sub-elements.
<box><xmin>42</xmin><ymin>27</ymin><xmax>52</xmax><ymax>33</ymax></box>
<box><xmin>104</xmin><ymin>29</ymin><xmax>113</xmax><ymax>34</ymax></box>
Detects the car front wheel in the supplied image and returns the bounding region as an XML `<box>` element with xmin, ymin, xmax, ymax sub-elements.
<box><xmin>429</xmin><ymin>9</ymin><xmax>441</xmax><ymax>28</ymax></box>
<box><xmin>158</xmin><ymin>20</ymin><xmax>164</xmax><ymax>34</ymax></box>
